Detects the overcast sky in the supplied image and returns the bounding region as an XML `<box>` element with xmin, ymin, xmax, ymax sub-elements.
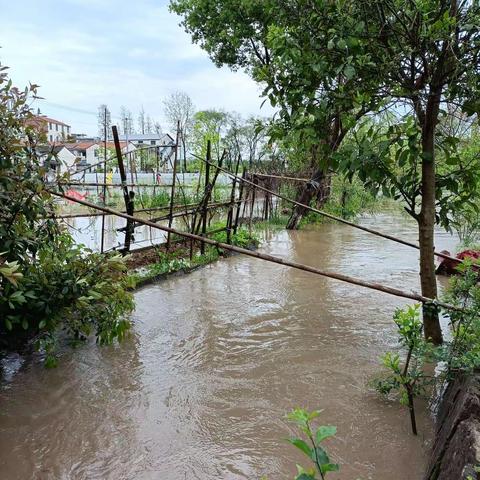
<box><xmin>1</xmin><ymin>0</ymin><xmax>273</xmax><ymax>135</ymax></box>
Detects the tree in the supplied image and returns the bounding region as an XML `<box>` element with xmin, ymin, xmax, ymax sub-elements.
<box><xmin>145</xmin><ymin>115</ymin><xmax>154</xmax><ymax>134</ymax></box>
<box><xmin>346</xmin><ymin>0</ymin><xmax>480</xmax><ymax>344</ymax></box>
<box><xmin>223</xmin><ymin>113</ymin><xmax>270</xmax><ymax>165</ymax></box>
<box><xmin>191</xmin><ymin>109</ymin><xmax>228</xmax><ymax>160</ymax></box>
<box><xmin>163</xmin><ymin>91</ymin><xmax>195</xmax><ymax>170</ymax></box>
<box><xmin>170</xmin><ymin>0</ymin><xmax>382</xmax><ymax>229</ymax></box>
<box><xmin>138</xmin><ymin>106</ymin><xmax>146</xmax><ymax>135</ymax></box>
<box><xmin>119</xmin><ymin>106</ymin><xmax>134</xmax><ymax>135</ymax></box>
<box><xmin>97</xmin><ymin>104</ymin><xmax>112</xmax><ymax>140</ymax></box>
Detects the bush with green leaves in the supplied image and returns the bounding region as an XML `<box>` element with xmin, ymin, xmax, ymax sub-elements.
<box><xmin>211</xmin><ymin>227</ymin><xmax>259</xmax><ymax>249</ymax></box>
<box><xmin>286</xmin><ymin>408</ymin><xmax>339</xmax><ymax>480</ymax></box>
<box><xmin>299</xmin><ymin>174</ymin><xmax>388</xmax><ymax>227</ymax></box>
<box><xmin>375</xmin><ymin>264</ymin><xmax>480</xmax><ymax>435</ymax></box>
<box><xmin>372</xmin><ymin>304</ymin><xmax>436</xmax><ymax>435</ymax></box>
<box><xmin>443</xmin><ymin>261</ymin><xmax>480</xmax><ymax>374</ymax></box>
<box><xmin>0</xmin><ymin>64</ymin><xmax>134</xmax><ymax>364</ymax></box>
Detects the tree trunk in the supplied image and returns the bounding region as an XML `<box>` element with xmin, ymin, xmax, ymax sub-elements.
<box><xmin>315</xmin><ymin>173</ymin><xmax>332</xmax><ymax>208</ymax></box>
<box><xmin>286</xmin><ymin>168</ymin><xmax>328</xmax><ymax>229</ymax></box>
<box><xmin>418</xmin><ymin>93</ymin><xmax>443</xmax><ymax>345</ymax></box>
<box><xmin>286</xmin><ymin>115</ymin><xmax>344</xmax><ymax>229</ymax></box>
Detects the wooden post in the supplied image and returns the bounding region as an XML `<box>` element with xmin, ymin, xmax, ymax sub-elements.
<box><xmin>264</xmin><ymin>179</ymin><xmax>270</xmax><ymax>220</ymax></box>
<box><xmin>233</xmin><ymin>167</ymin><xmax>246</xmax><ymax>235</ymax></box>
<box><xmin>200</xmin><ymin>140</ymin><xmax>211</xmax><ymax>255</ymax></box>
<box><xmin>112</xmin><ymin>125</ymin><xmax>134</xmax><ymax>253</ymax></box>
<box><xmin>249</xmin><ymin>174</ymin><xmax>257</xmax><ymax>234</ymax></box>
<box><xmin>226</xmin><ymin>156</ymin><xmax>241</xmax><ymax>244</ymax></box>
<box><xmin>167</xmin><ymin>120</ymin><xmax>180</xmax><ymax>250</ymax></box>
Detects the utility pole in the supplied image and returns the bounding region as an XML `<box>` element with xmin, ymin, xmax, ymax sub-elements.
<box><xmin>100</xmin><ymin>107</ymin><xmax>107</xmax><ymax>253</ymax></box>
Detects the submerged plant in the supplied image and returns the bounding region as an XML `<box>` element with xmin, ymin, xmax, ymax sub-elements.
<box><xmin>373</xmin><ymin>266</ymin><xmax>480</xmax><ymax>436</ymax></box>
<box><xmin>286</xmin><ymin>408</ymin><xmax>339</xmax><ymax>479</ymax></box>
<box><xmin>372</xmin><ymin>304</ymin><xmax>435</xmax><ymax>435</ymax></box>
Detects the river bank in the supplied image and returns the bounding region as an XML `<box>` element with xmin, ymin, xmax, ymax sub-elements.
<box><xmin>426</xmin><ymin>373</ymin><xmax>480</xmax><ymax>480</ymax></box>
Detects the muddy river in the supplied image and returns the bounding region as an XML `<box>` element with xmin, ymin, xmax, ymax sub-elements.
<box><xmin>0</xmin><ymin>213</ymin><xmax>458</xmax><ymax>479</ymax></box>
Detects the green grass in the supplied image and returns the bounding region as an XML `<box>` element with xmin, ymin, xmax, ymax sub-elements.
<box><xmin>129</xmin><ymin>225</ymin><xmax>259</xmax><ymax>285</ymax></box>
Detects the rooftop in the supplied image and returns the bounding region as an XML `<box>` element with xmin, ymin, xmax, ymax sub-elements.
<box><xmin>118</xmin><ymin>133</ymin><xmax>174</xmax><ymax>143</ymax></box>
<box><xmin>29</xmin><ymin>115</ymin><xmax>71</xmax><ymax>128</ymax></box>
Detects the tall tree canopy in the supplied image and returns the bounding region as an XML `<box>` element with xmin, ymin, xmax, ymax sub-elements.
<box><xmin>171</xmin><ymin>0</ymin><xmax>480</xmax><ymax>343</ymax></box>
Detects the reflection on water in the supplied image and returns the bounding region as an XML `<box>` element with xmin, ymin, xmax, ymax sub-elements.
<box><xmin>0</xmin><ymin>213</ymin><xmax>459</xmax><ymax>479</ymax></box>
<box><xmin>65</xmin><ymin>199</ymin><xmax>266</xmax><ymax>252</ymax></box>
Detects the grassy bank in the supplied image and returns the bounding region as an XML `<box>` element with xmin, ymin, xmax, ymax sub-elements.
<box><xmin>128</xmin><ymin>226</ymin><xmax>260</xmax><ymax>288</ymax></box>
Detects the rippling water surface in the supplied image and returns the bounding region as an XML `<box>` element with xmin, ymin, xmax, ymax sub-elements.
<box><xmin>0</xmin><ymin>213</ymin><xmax>459</xmax><ymax>479</ymax></box>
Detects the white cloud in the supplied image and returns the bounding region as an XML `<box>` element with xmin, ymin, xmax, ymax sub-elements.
<box><xmin>1</xmin><ymin>0</ymin><xmax>275</xmax><ymax>135</ymax></box>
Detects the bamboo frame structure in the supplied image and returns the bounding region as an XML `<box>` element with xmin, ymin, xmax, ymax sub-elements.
<box><xmin>49</xmin><ymin>189</ymin><xmax>459</xmax><ymax>311</ymax></box>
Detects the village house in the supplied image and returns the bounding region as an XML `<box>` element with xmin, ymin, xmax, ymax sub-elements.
<box><xmin>35</xmin><ymin>145</ymin><xmax>78</xmax><ymax>178</ymax></box>
<box><xmin>117</xmin><ymin>133</ymin><xmax>174</xmax><ymax>147</ymax></box>
<box><xmin>117</xmin><ymin>133</ymin><xmax>176</xmax><ymax>164</ymax></box>
<box><xmin>63</xmin><ymin>140</ymin><xmax>136</xmax><ymax>172</ymax></box>
<box><xmin>27</xmin><ymin>113</ymin><xmax>72</xmax><ymax>143</ymax></box>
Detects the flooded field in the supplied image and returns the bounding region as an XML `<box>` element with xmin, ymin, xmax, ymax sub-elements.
<box><xmin>0</xmin><ymin>213</ymin><xmax>458</xmax><ymax>479</ymax></box>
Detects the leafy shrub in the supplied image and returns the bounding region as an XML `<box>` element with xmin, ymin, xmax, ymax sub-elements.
<box><xmin>374</xmin><ymin>267</ymin><xmax>480</xmax><ymax>435</ymax></box>
<box><xmin>211</xmin><ymin>226</ymin><xmax>259</xmax><ymax>248</ymax></box>
<box><xmin>372</xmin><ymin>305</ymin><xmax>435</xmax><ymax>435</ymax></box>
<box><xmin>0</xmin><ymin>64</ymin><xmax>134</xmax><ymax>364</ymax></box>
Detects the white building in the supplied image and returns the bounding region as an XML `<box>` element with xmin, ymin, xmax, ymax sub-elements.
<box><xmin>28</xmin><ymin>115</ymin><xmax>71</xmax><ymax>143</ymax></box>
<box><xmin>118</xmin><ymin>133</ymin><xmax>176</xmax><ymax>165</ymax></box>
<box><xmin>118</xmin><ymin>133</ymin><xmax>174</xmax><ymax>147</ymax></box>
<box><xmin>63</xmin><ymin>141</ymin><xmax>136</xmax><ymax>171</ymax></box>
<box><xmin>36</xmin><ymin>145</ymin><xmax>77</xmax><ymax>177</ymax></box>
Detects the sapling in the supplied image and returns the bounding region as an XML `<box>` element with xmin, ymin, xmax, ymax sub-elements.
<box><xmin>373</xmin><ymin>304</ymin><xmax>435</xmax><ymax>435</ymax></box>
<box><xmin>286</xmin><ymin>408</ymin><xmax>339</xmax><ymax>479</ymax></box>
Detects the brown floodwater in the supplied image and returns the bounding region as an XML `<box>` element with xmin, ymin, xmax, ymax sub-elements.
<box><xmin>0</xmin><ymin>213</ymin><xmax>458</xmax><ymax>479</ymax></box>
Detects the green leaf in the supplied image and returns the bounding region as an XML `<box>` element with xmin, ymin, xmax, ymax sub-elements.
<box><xmin>312</xmin><ymin>445</ymin><xmax>330</xmax><ymax>465</ymax></box>
<box><xmin>316</xmin><ymin>425</ymin><xmax>337</xmax><ymax>443</ymax></box>
<box><xmin>295</xmin><ymin>473</ymin><xmax>316</xmax><ymax>480</ymax></box>
<box><xmin>288</xmin><ymin>438</ymin><xmax>313</xmax><ymax>457</ymax></box>
<box><xmin>344</xmin><ymin>64</ymin><xmax>356</xmax><ymax>81</ymax></box>
<box><xmin>321</xmin><ymin>463</ymin><xmax>340</xmax><ymax>474</ymax></box>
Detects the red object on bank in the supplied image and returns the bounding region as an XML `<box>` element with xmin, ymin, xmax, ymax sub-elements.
<box><xmin>65</xmin><ymin>189</ymin><xmax>87</xmax><ymax>203</ymax></box>
<box><xmin>436</xmin><ymin>249</ymin><xmax>480</xmax><ymax>275</ymax></box>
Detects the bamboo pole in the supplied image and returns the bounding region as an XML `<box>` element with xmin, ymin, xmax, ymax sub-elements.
<box><xmin>52</xmin><ymin>201</ymin><xmax>229</xmax><ymax>219</ymax></box>
<box><xmin>166</xmin><ymin>121</ymin><xmax>180</xmax><ymax>250</ymax></box>
<box><xmin>49</xmin><ymin>189</ymin><xmax>459</xmax><ymax>311</ymax></box>
<box><xmin>59</xmin><ymin>182</ymin><xmax>189</xmax><ymax>188</ymax></box>
<box><xmin>201</xmin><ymin>140</ymin><xmax>211</xmax><ymax>254</ymax></box>
<box><xmin>112</xmin><ymin>125</ymin><xmax>134</xmax><ymax>253</ymax></box>
<box><xmin>124</xmin><ymin>199</ymin><xmax>248</xmax><ymax>229</ymax></box>
<box><xmin>226</xmin><ymin>156</ymin><xmax>241</xmax><ymax>244</ymax></box>
<box><xmin>100</xmin><ymin>107</ymin><xmax>107</xmax><ymax>254</ymax></box>
<box><xmin>252</xmin><ymin>173</ymin><xmax>310</xmax><ymax>182</ymax></box>
<box><xmin>233</xmin><ymin>168</ymin><xmax>246</xmax><ymax>235</ymax></box>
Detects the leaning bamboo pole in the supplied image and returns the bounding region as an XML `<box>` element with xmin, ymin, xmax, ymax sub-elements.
<box><xmin>49</xmin><ymin>189</ymin><xmax>459</xmax><ymax>311</ymax></box>
<box><xmin>251</xmin><ymin>173</ymin><xmax>310</xmax><ymax>182</ymax></box>
<box><xmin>52</xmin><ymin>200</ymin><xmax>244</xmax><ymax>220</ymax></box>
<box><xmin>59</xmin><ymin>182</ymin><xmax>191</xmax><ymax>188</ymax></box>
